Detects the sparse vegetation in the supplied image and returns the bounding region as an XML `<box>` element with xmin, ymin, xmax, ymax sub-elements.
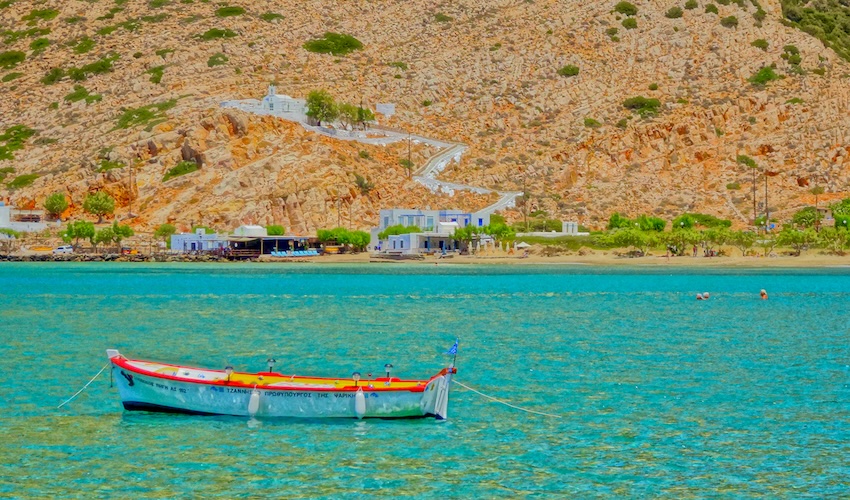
<box><xmin>726</xmin><ymin>182</ymin><xmax>741</xmax><ymax>190</ymax></box>
<box><xmin>155</xmin><ymin>48</ymin><xmax>174</xmax><ymax>58</ymax></box>
<box><xmin>623</xmin><ymin>96</ymin><xmax>661</xmax><ymax>117</ymax></box>
<box><xmin>720</xmin><ymin>15</ymin><xmax>739</xmax><ymax>27</ymax></box>
<box><xmin>207</xmin><ymin>53</ymin><xmax>228</xmax><ymax>67</ymax></box>
<box><xmin>584</xmin><ymin>118</ymin><xmax>602</xmax><ymax>128</ymax></box>
<box><xmin>434</xmin><ymin>13</ymin><xmax>454</xmax><ymax>22</ymax></box>
<box><xmin>388</xmin><ymin>61</ymin><xmax>408</xmax><ymax>71</ymax></box>
<box><xmin>67</xmin><ymin>53</ymin><xmax>120</xmax><ymax>82</ymax></box>
<box><xmin>64</xmin><ymin>84</ymin><xmax>102</xmax><ymax>104</ymax></box>
<box><xmin>29</xmin><ymin>38</ymin><xmax>50</xmax><ymax>53</ymax></box>
<box><xmin>748</xmin><ymin>66</ymin><xmax>781</xmax><ymax>85</ymax></box>
<box><xmin>113</xmin><ymin>99</ymin><xmax>177</xmax><ymax>130</ymax></box>
<box><xmin>751</xmin><ymin>38</ymin><xmax>768</xmax><ymax>50</ymax></box>
<box><xmin>40</xmin><ymin>67</ymin><xmax>64</xmax><ymax>85</ymax></box>
<box><xmin>260</xmin><ymin>12</ymin><xmax>284</xmax><ymax>22</ymax></box>
<box><xmin>622</xmin><ymin>18</ymin><xmax>638</xmax><ymax>29</ymax></box>
<box><xmin>0</xmin><ymin>125</ymin><xmax>35</xmax><ymax>161</ymax></box>
<box><xmin>22</xmin><ymin>8</ymin><xmax>59</xmax><ymax>23</ymax></box>
<box><xmin>163</xmin><ymin>160</ymin><xmax>199</xmax><ymax>182</ymax></box>
<box><xmin>705</xmin><ymin>3</ymin><xmax>719</xmax><ymax>13</ymax></box>
<box><xmin>353</xmin><ymin>173</ymin><xmax>374</xmax><ymax>194</ymax></box>
<box><xmin>0</xmin><ymin>51</ymin><xmax>25</xmax><ymax>69</ymax></box>
<box><xmin>685</xmin><ymin>0</ymin><xmax>698</xmax><ymax>9</ymax></box>
<box><xmin>147</xmin><ymin>65</ymin><xmax>165</xmax><ymax>83</ymax></box>
<box><xmin>198</xmin><ymin>28</ymin><xmax>238</xmax><ymax>41</ymax></box>
<box><xmin>73</xmin><ymin>36</ymin><xmax>96</xmax><ymax>54</ymax></box>
<box><xmin>215</xmin><ymin>6</ymin><xmax>245</xmax><ymax>17</ymax></box>
<box><xmin>614</xmin><ymin>1</ymin><xmax>638</xmax><ymax>16</ymax></box>
<box><xmin>666</xmin><ymin>6</ymin><xmax>684</xmax><ymax>18</ymax></box>
<box><xmin>648</xmin><ymin>82</ymin><xmax>658</xmax><ymax>90</ymax></box>
<box><xmin>303</xmin><ymin>32</ymin><xmax>363</xmax><ymax>56</ymax></box>
<box><xmin>557</xmin><ymin>64</ymin><xmax>579</xmax><ymax>77</ymax></box>
<box><xmin>2</xmin><ymin>72</ymin><xmax>22</xmax><ymax>82</ymax></box>
<box><xmin>98</xmin><ymin>159</ymin><xmax>125</xmax><ymax>172</ymax></box>
<box><xmin>781</xmin><ymin>0</ymin><xmax>850</xmax><ymax>61</ymax></box>
<box><xmin>7</xmin><ymin>174</ymin><xmax>39</xmax><ymax>189</ymax></box>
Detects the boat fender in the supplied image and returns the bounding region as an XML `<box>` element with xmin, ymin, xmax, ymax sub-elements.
<box><xmin>354</xmin><ymin>387</ymin><xmax>366</xmax><ymax>419</ymax></box>
<box><xmin>248</xmin><ymin>388</ymin><xmax>261</xmax><ymax>417</ymax></box>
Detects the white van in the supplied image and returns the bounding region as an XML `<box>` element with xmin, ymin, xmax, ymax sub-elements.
<box><xmin>53</xmin><ymin>245</ymin><xmax>74</xmax><ymax>254</ymax></box>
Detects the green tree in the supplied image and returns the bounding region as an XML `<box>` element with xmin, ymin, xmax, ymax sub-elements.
<box><xmin>607</xmin><ymin>212</ymin><xmax>633</xmax><ymax>230</ymax></box>
<box><xmin>665</xmin><ymin>227</ymin><xmax>700</xmax><ymax>255</ymax></box>
<box><xmin>757</xmin><ymin>233</ymin><xmax>778</xmax><ymax>257</ymax></box>
<box><xmin>93</xmin><ymin>226</ymin><xmax>114</xmax><ymax>253</ymax></box>
<box><xmin>611</xmin><ymin>227</ymin><xmax>656</xmax><ymax>255</ymax></box>
<box><xmin>817</xmin><ymin>227</ymin><xmax>849</xmax><ymax>254</ymax></box>
<box><xmin>672</xmin><ymin>213</ymin><xmax>696</xmax><ymax>230</ymax></box>
<box><xmin>482</xmin><ymin>222</ymin><xmax>515</xmax><ymax>244</ymax></box>
<box><xmin>305</xmin><ymin>90</ymin><xmax>338</xmax><ymax>126</ymax></box>
<box><xmin>636</xmin><ymin>214</ymin><xmax>666</xmax><ymax>231</ymax></box>
<box><xmin>83</xmin><ymin>191</ymin><xmax>115</xmax><ymax>223</ymax></box>
<box><xmin>43</xmin><ymin>192</ymin><xmax>69</xmax><ymax>219</ymax></box>
<box><xmin>348</xmin><ymin>230</ymin><xmax>370</xmax><ymax>252</ymax></box>
<box><xmin>703</xmin><ymin>226</ymin><xmax>732</xmax><ymax>254</ymax></box>
<box><xmin>614</xmin><ymin>1</ymin><xmax>638</xmax><ymax>16</ymax></box>
<box><xmin>776</xmin><ymin>226</ymin><xmax>816</xmax><ymax>256</ymax></box>
<box><xmin>729</xmin><ymin>230</ymin><xmax>756</xmax><ymax>256</ymax></box>
<box><xmin>154</xmin><ymin>223</ymin><xmax>177</xmax><ymax>245</ymax></box>
<box><xmin>830</xmin><ymin>198</ymin><xmax>850</xmax><ymax>229</ymax></box>
<box><xmin>111</xmin><ymin>220</ymin><xmax>134</xmax><ymax>248</ymax></box>
<box><xmin>60</xmin><ymin>220</ymin><xmax>95</xmax><ymax>249</ymax></box>
<box><xmin>791</xmin><ymin>206</ymin><xmax>819</xmax><ymax>228</ymax></box>
<box><xmin>266</xmin><ymin>225</ymin><xmax>285</xmax><ymax>236</ymax></box>
<box><xmin>452</xmin><ymin>225</ymin><xmax>482</xmax><ymax>251</ymax></box>
<box><xmin>378</xmin><ymin>224</ymin><xmax>421</xmax><ymax>240</ymax></box>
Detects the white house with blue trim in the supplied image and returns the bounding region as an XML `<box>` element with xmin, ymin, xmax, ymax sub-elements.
<box><xmin>370</xmin><ymin>208</ymin><xmax>492</xmax><ymax>254</ymax></box>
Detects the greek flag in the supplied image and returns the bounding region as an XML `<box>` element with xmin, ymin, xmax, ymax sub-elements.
<box><xmin>445</xmin><ymin>339</ymin><xmax>459</xmax><ymax>356</ymax></box>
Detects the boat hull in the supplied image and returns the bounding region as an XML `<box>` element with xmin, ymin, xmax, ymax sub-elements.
<box><xmin>110</xmin><ymin>357</ymin><xmax>451</xmax><ymax>419</ymax></box>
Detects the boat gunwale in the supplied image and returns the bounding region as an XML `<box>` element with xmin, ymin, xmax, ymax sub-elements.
<box><xmin>110</xmin><ymin>355</ymin><xmax>450</xmax><ymax>393</ymax></box>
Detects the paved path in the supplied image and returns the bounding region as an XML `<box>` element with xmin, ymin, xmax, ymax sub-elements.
<box><xmin>220</xmin><ymin>100</ymin><xmax>522</xmax><ymax>215</ymax></box>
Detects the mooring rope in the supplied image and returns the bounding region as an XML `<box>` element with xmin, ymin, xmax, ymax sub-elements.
<box><xmin>452</xmin><ymin>379</ymin><xmax>562</xmax><ymax>418</ymax></box>
<box><xmin>57</xmin><ymin>362</ymin><xmax>110</xmax><ymax>409</ymax></box>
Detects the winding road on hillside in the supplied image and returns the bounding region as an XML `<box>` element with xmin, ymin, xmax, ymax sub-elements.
<box><xmin>221</xmin><ymin>99</ymin><xmax>522</xmax><ymax>217</ymax></box>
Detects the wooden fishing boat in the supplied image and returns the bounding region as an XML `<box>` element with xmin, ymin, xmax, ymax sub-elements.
<box><xmin>106</xmin><ymin>349</ymin><xmax>456</xmax><ymax>420</ymax></box>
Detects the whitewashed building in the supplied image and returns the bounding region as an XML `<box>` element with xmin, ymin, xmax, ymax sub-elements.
<box><xmin>370</xmin><ymin>208</ymin><xmax>492</xmax><ymax>254</ymax></box>
<box><xmin>170</xmin><ymin>228</ymin><xmax>228</xmax><ymax>253</ymax></box>
<box><xmin>0</xmin><ymin>202</ymin><xmax>53</xmax><ymax>233</ymax></box>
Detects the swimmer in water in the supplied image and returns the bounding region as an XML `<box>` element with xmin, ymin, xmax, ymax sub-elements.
<box><xmin>760</xmin><ymin>289</ymin><xmax>768</xmax><ymax>300</ymax></box>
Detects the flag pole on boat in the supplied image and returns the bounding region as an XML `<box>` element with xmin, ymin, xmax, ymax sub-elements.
<box><xmin>445</xmin><ymin>338</ymin><xmax>459</xmax><ymax>367</ymax></box>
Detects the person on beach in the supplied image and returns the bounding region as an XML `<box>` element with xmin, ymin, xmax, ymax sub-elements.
<box><xmin>760</xmin><ymin>289</ymin><xmax>768</xmax><ymax>300</ymax></box>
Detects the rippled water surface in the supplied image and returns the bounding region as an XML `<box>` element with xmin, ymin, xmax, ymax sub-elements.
<box><xmin>1</xmin><ymin>263</ymin><xmax>848</xmax><ymax>497</ymax></box>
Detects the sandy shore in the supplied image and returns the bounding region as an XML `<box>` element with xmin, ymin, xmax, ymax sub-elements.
<box><xmin>298</xmin><ymin>251</ymin><xmax>850</xmax><ymax>268</ymax></box>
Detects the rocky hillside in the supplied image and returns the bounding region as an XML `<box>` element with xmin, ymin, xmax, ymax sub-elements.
<box><xmin>1</xmin><ymin>0</ymin><xmax>848</xmax><ymax>233</ymax></box>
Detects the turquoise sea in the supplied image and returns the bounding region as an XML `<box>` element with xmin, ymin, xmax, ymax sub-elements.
<box><xmin>0</xmin><ymin>262</ymin><xmax>848</xmax><ymax>497</ymax></box>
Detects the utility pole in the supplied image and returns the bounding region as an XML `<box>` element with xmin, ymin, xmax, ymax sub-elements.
<box><xmin>764</xmin><ymin>168</ymin><xmax>769</xmax><ymax>232</ymax></box>
<box><xmin>408</xmin><ymin>132</ymin><xmax>412</xmax><ymax>178</ymax></box>
<box><xmin>337</xmin><ymin>184</ymin><xmax>342</xmax><ymax>228</ymax></box>
<box><xmin>752</xmin><ymin>165</ymin><xmax>757</xmax><ymax>229</ymax></box>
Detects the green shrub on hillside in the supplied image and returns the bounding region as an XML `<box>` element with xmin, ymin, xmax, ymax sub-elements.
<box><xmin>22</xmin><ymin>8</ymin><xmax>59</xmax><ymax>23</ymax></box>
<box><xmin>64</xmin><ymin>84</ymin><xmax>102</xmax><ymax>104</ymax></box>
<box><xmin>303</xmin><ymin>32</ymin><xmax>363</xmax><ymax>56</ymax></box>
<box><xmin>40</xmin><ymin>67</ymin><xmax>63</xmax><ymax>85</ymax></box>
<box><xmin>215</xmin><ymin>6</ymin><xmax>245</xmax><ymax>17</ymax></box>
<box><xmin>666</xmin><ymin>6</ymin><xmax>684</xmax><ymax>18</ymax></box>
<box><xmin>29</xmin><ymin>38</ymin><xmax>50</xmax><ymax>53</ymax></box>
<box><xmin>614</xmin><ymin>1</ymin><xmax>638</xmax><ymax>16</ymax></box>
<box><xmin>749</xmin><ymin>66</ymin><xmax>781</xmax><ymax>85</ymax></box>
<box><xmin>685</xmin><ymin>0</ymin><xmax>698</xmax><ymax>9</ymax></box>
<box><xmin>557</xmin><ymin>64</ymin><xmax>579</xmax><ymax>77</ymax></box>
<box><xmin>622</xmin><ymin>18</ymin><xmax>638</xmax><ymax>29</ymax></box>
<box><xmin>434</xmin><ymin>13</ymin><xmax>453</xmax><ymax>22</ymax></box>
<box><xmin>260</xmin><ymin>12</ymin><xmax>284</xmax><ymax>22</ymax></box>
<box><xmin>72</xmin><ymin>36</ymin><xmax>96</xmax><ymax>54</ymax></box>
<box><xmin>781</xmin><ymin>0</ymin><xmax>850</xmax><ymax>61</ymax></box>
<box><xmin>7</xmin><ymin>174</ymin><xmax>39</xmax><ymax>189</ymax></box>
<box><xmin>0</xmin><ymin>125</ymin><xmax>35</xmax><ymax>161</ymax></box>
<box><xmin>198</xmin><ymin>28</ymin><xmax>237</xmax><ymax>41</ymax></box>
<box><xmin>720</xmin><ymin>15</ymin><xmax>738</xmax><ymax>27</ymax></box>
<box><xmin>584</xmin><ymin>118</ymin><xmax>602</xmax><ymax>128</ymax></box>
<box><xmin>207</xmin><ymin>53</ymin><xmax>228</xmax><ymax>67</ymax></box>
<box><xmin>163</xmin><ymin>160</ymin><xmax>199</xmax><ymax>182</ymax></box>
<box><xmin>2</xmin><ymin>72</ymin><xmax>22</xmax><ymax>82</ymax></box>
<box><xmin>751</xmin><ymin>38</ymin><xmax>768</xmax><ymax>50</ymax></box>
<box><xmin>705</xmin><ymin>3</ymin><xmax>718</xmax><ymax>13</ymax></box>
<box><xmin>147</xmin><ymin>65</ymin><xmax>165</xmax><ymax>83</ymax></box>
<box><xmin>623</xmin><ymin>96</ymin><xmax>661</xmax><ymax>117</ymax></box>
<box><xmin>0</xmin><ymin>51</ymin><xmax>25</xmax><ymax>69</ymax></box>
<box><xmin>67</xmin><ymin>54</ymin><xmax>120</xmax><ymax>82</ymax></box>
<box><xmin>113</xmin><ymin>99</ymin><xmax>177</xmax><ymax>130</ymax></box>
<box><xmin>155</xmin><ymin>48</ymin><xmax>175</xmax><ymax>58</ymax></box>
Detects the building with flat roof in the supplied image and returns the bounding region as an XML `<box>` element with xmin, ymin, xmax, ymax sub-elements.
<box><xmin>0</xmin><ymin>202</ymin><xmax>53</xmax><ymax>233</ymax></box>
<box><xmin>370</xmin><ymin>208</ymin><xmax>492</xmax><ymax>255</ymax></box>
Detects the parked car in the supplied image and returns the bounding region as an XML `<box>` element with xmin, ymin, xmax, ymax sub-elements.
<box><xmin>52</xmin><ymin>245</ymin><xmax>74</xmax><ymax>255</ymax></box>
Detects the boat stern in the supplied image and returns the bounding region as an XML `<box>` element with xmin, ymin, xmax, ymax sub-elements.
<box><xmin>421</xmin><ymin>366</ymin><xmax>456</xmax><ymax>420</ymax></box>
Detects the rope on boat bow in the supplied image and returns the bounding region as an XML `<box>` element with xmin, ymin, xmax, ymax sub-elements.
<box><xmin>57</xmin><ymin>362</ymin><xmax>111</xmax><ymax>409</ymax></box>
<box><xmin>452</xmin><ymin>380</ymin><xmax>562</xmax><ymax>418</ymax></box>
